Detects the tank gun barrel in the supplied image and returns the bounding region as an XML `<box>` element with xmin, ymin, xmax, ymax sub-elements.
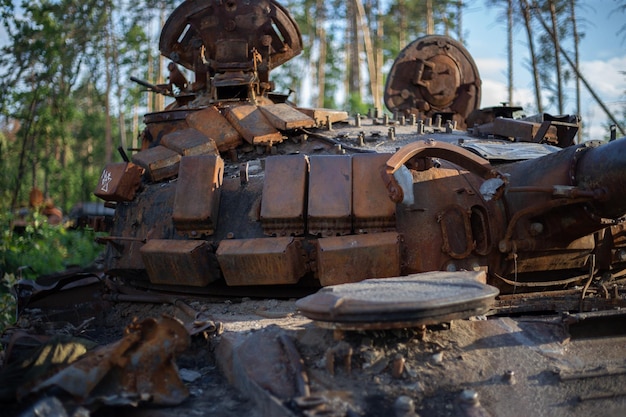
<box><xmin>500</xmin><ymin>139</ymin><xmax>626</xmax><ymax>222</ymax></box>
<box><xmin>574</xmin><ymin>138</ymin><xmax>626</xmax><ymax>219</ymax></box>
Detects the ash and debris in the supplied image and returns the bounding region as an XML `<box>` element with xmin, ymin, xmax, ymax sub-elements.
<box><xmin>3</xmin><ymin>289</ymin><xmax>626</xmax><ymax>417</ymax></box>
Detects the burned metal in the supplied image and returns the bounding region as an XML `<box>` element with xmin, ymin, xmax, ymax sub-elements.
<box><xmin>96</xmin><ymin>0</ymin><xmax>626</xmax><ymax>306</ymax></box>
<box><xmin>384</xmin><ymin>35</ymin><xmax>482</xmax><ymax>130</ymax></box>
<box><xmin>295</xmin><ymin>272</ymin><xmax>498</xmax><ymax>330</ymax></box>
<box><xmin>9</xmin><ymin>316</ymin><xmax>190</xmax><ymax>408</ymax></box>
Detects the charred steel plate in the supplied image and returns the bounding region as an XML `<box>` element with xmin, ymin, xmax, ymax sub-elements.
<box><xmin>296</xmin><ymin>271</ymin><xmax>499</xmax><ymax>330</ymax></box>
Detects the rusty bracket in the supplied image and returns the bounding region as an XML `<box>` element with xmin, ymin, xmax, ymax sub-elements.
<box><xmin>381</xmin><ymin>139</ymin><xmax>504</xmax><ymax>203</ymax></box>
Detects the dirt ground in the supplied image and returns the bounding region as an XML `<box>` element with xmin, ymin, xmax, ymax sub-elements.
<box><xmin>4</xmin><ymin>285</ymin><xmax>626</xmax><ymax>417</ymax></box>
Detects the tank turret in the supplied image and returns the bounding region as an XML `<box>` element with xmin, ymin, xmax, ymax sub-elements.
<box><xmin>93</xmin><ymin>0</ymin><xmax>626</xmax><ymax>296</ymax></box>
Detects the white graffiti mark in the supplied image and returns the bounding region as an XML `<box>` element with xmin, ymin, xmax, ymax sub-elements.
<box><xmin>100</xmin><ymin>170</ymin><xmax>113</xmax><ymax>193</ymax></box>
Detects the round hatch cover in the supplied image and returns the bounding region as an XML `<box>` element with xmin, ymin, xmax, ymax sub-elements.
<box><xmin>296</xmin><ymin>271</ymin><xmax>499</xmax><ymax>330</ymax></box>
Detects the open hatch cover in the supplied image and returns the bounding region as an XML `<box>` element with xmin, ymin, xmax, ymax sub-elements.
<box><xmin>296</xmin><ymin>271</ymin><xmax>499</xmax><ymax>330</ymax></box>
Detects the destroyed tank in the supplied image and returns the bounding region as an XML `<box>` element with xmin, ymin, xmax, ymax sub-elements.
<box><xmin>94</xmin><ymin>0</ymin><xmax>626</xmax><ymax>301</ymax></box>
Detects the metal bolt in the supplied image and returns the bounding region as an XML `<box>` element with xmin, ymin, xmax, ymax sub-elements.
<box><xmin>355</xmin><ymin>113</ymin><xmax>361</xmax><ymax>127</ymax></box>
<box><xmin>388</xmin><ymin>126</ymin><xmax>396</xmax><ymax>141</ymax></box>
<box><xmin>410</xmin><ymin>114</ymin><xmax>417</xmax><ymax>126</ymax></box>
<box><xmin>391</xmin><ymin>354</ymin><xmax>405</xmax><ymax>378</ymax></box>
<box><xmin>383</xmin><ymin>113</ymin><xmax>389</xmax><ymax>125</ymax></box>
<box><xmin>399</xmin><ymin>115</ymin><xmax>406</xmax><ymax>126</ymax></box>
<box><xmin>326</xmin><ymin>115</ymin><xmax>333</xmax><ymax>131</ymax></box>
<box><xmin>503</xmin><ymin>369</ymin><xmax>516</xmax><ymax>385</ymax></box>
<box><xmin>417</xmin><ymin>120</ymin><xmax>425</xmax><ymax>135</ymax></box>
<box><xmin>435</xmin><ymin>114</ymin><xmax>442</xmax><ymax>129</ymax></box>
<box><xmin>239</xmin><ymin>162</ymin><xmax>249</xmax><ymax>185</ymax></box>
<box><xmin>358</xmin><ymin>132</ymin><xmax>365</xmax><ymax>146</ymax></box>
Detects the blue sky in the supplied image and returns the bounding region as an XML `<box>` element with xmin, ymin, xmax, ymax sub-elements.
<box><xmin>462</xmin><ymin>0</ymin><xmax>625</xmax><ymax>140</ymax></box>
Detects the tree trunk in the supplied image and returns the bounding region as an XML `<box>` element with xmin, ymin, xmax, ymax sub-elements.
<box><xmin>147</xmin><ymin>53</ymin><xmax>153</xmax><ymax>114</ymax></box>
<box><xmin>157</xmin><ymin>5</ymin><xmax>166</xmax><ymax>111</ymax></box>
<box><xmin>426</xmin><ymin>0</ymin><xmax>434</xmax><ymax>34</ymax></box>
<box><xmin>375</xmin><ymin>0</ymin><xmax>383</xmax><ymax>110</ymax></box>
<box><xmin>569</xmin><ymin>0</ymin><xmax>582</xmax><ymax>142</ymax></box>
<box><xmin>457</xmin><ymin>0</ymin><xmax>464</xmax><ymax>43</ymax></box>
<box><xmin>110</xmin><ymin>10</ymin><xmax>127</xmax><ymax>155</ymax></box>
<box><xmin>347</xmin><ymin>1</ymin><xmax>361</xmax><ymax>100</ymax></box>
<box><xmin>507</xmin><ymin>0</ymin><xmax>514</xmax><ymax>105</ymax></box>
<box><xmin>104</xmin><ymin>3</ymin><xmax>113</xmax><ymax>164</ymax></box>
<box><xmin>132</xmin><ymin>104</ymin><xmax>139</xmax><ymax>151</ymax></box>
<box><xmin>398</xmin><ymin>0</ymin><xmax>407</xmax><ymax>50</ymax></box>
<box><xmin>354</xmin><ymin>0</ymin><xmax>379</xmax><ymax>110</ymax></box>
<box><xmin>11</xmin><ymin>84</ymin><xmax>39</xmax><ymax>211</ymax></box>
<box><xmin>548</xmin><ymin>0</ymin><xmax>564</xmax><ymax>114</ymax></box>
<box><xmin>531</xmin><ymin>2</ymin><xmax>626</xmax><ymax>135</ymax></box>
<box><xmin>316</xmin><ymin>0</ymin><xmax>327</xmax><ymax>108</ymax></box>
<box><xmin>520</xmin><ymin>0</ymin><xmax>543</xmax><ymax>113</ymax></box>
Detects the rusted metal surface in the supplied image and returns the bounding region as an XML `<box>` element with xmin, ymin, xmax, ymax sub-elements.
<box><xmin>261</xmin><ymin>154</ymin><xmax>308</xmax><ymax>236</ymax></box>
<box><xmin>216</xmin><ymin>237</ymin><xmax>306</xmax><ymax>285</ymax></box>
<box><xmin>308</xmin><ymin>155</ymin><xmax>353</xmax><ymax>236</ymax></box>
<box><xmin>90</xmin><ymin>0</ymin><xmax>626</xmax><ymax>300</ymax></box>
<box><xmin>160</xmin><ymin>127</ymin><xmax>219</xmax><ymax>156</ymax></box>
<box><xmin>296</xmin><ymin>108</ymin><xmax>349</xmax><ymax>126</ymax></box>
<box><xmin>103</xmin><ymin>180</ymin><xmax>177</xmax><ymax>275</ymax></box>
<box><xmin>295</xmin><ymin>271</ymin><xmax>497</xmax><ymax>330</ymax></box>
<box><xmin>258</xmin><ymin>103</ymin><xmax>316</xmax><ymax>130</ymax></box>
<box><xmin>384</xmin><ymin>35</ymin><xmax>481</xmax><ymax>130</ymax></box>
<box><xmin>523</xmin><ymin>113</ymin><xmax>581</xmax><ymax>147</ymax></box>
<box><xmin>131</xmin><ymin>145</ymin><xmax>181</xmax><ymax>182</ymax></box>
<box><xmin>225</xmin><ymin>104</ymin><xmax>284</xmax><ymax>145</ymax></box>
<box><xmin>494</xmin><ymin>287</ymin><xmax>626</xmax><ymax>314</ymax></box>
<box><xmin>143</xmin><ymin>109</ymin><xmax>194</xmax><ymax>147</ymax></box>
<box><xmin>185</xmin><ymin>106</ymin><xmax>243</xmax><ymax>152</ymax></box>
<box><xmin>93</xmin><ymin>162</ymin><xmax>144</xmax><ymax>202</ymax></box>
<box><xmin>22</xmin><ymin>316</ymin><xmax>190</xmax><ymax>406</ymax></box>
<box><xmin>474</xmin><ymin>117</ymin><xmax>558</xmax><ymax>143</ymax></box>
<box><xmin>315</xmin><ymin>232</ymin><xmax>401</xmax><ymax>286</ymax></box>
<box><xmin>172</xmin><ymin>154</ymin><xmax>224</xmax><ymax>236</ymax></box>
<box><xmin>141</xmin><ymin>239</ymin><xmax>220</xmax><ymax>286</ymax></box>
<box><xmin>159</xmin><ymin>0</ymin><xmax>302</xmax><ymax>93</ymax></box>
<box><xmin>352</xmin><ymin>153</ymin><xmax>396</xmax><ymax>233</ymax></box>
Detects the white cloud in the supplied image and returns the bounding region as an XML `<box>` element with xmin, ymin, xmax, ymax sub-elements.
<box><xmin>580</xmin><ymin>57</ymin><xmax>626</xmax><ymax>100</ymax></box>
<box><xmin>474</xmin><ymin>57</ymin><xmax>507</xmax><ymax>82</ymax></box>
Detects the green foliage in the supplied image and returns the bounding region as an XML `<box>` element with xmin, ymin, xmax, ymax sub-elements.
<box><xmin>0</xmin><ymin>212</ymin><xmax>103</xmax><ymax>279</ymax></box>
<box><xmin>0</xmin><ymin>210</ymin><xmax>104</xmax><ymax>331</ymax></box>
<box><xmin>345</xmin><ymin>93</ymin><xmax>371</xmax><ymax>116</ymax></box>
